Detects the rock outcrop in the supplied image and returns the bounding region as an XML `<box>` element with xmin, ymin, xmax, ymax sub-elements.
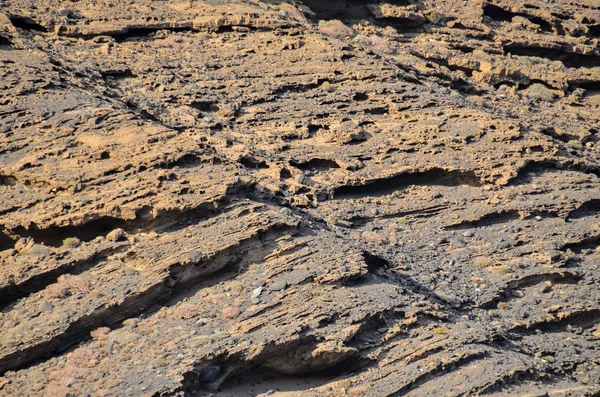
<box><xmin>1</xmin><ymin>0</ymin><xmax>600</xmax><ymax>396</ymax></box>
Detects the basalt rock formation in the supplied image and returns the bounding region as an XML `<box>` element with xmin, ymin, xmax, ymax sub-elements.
<box><xmin>1</xmin><ymin>0</ymin><xmax>600</xmax><ymax>396</ymax></box>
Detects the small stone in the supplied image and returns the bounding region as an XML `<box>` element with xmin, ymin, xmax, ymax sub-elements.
<box><xmin>58</xmin><ymin>7</ymin><xmax>70</xmax><ymax>16</ymax></box>
<box><xmin>547</xmin><ymin>251</ymin><xmax>562</xmax><ymax>263</ymax></box>
<box><xmin>370</xmin><ymin>208</ymin><xmax>379</xmax><ymax>216</ymax></box>
<box><xmin>294</xmin><ymin>173</ymin><xmax>304</xmax><ymax>184</ymax></box>
<box><xmin>40</xmin><ymin>300</ymin><xmax>54</xmax><ymax>313</ymax></box>
<box><xmin>221</xmin><ymin>306</ymin><xmax>239</xmax><ymax>320</ymax></box>
<box><xmin>251</xmin><ymin>286</ymin><xmax>263</xmax><ymax>298</ymax></box>
<box><xmin>188</xmin><ymin>249</ymin><xmax>204</xmax><ymax>263</ymax></box>
<box><xmin>106</xmin><ymin>228</ymin><xmax>125</xmax><ymax>242</ymax></box>
<box><xmin>434</xmin><ymin>290</ymin><xmax>461</xmax><ymax>308</ymax></box>
<box><xmin>280</xmin><ymin>207</ymin><xmax>292</xmax><ymax>216</ymax></box>
<box><xmin>250</xmin><ymin>297</ymin><xmax>261</xmax><ymax>305</ymax></box>
<box><xmin>462</xmin><ymin>231</ymin><xmax>474</xmax><ymax>238</ymax></box>
<box><xmin>450</xmin><ymin>238</ymin><xmax>466</xmax><ymax>248</ymax></box>
<box><xmin>177</xmin><ymin>353</ymin><xmax>184</xmax><ymax>359</ymax></box>
<box><xmin>498</xmin><ymin>240</ymin><xmax>512</xmax><ymax>249</ymax></box>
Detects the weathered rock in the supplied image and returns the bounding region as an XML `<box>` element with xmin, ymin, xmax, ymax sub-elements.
<box><xmin>0</xmin><ymin>0</ymin><xmax>600</xmax><ymax>396</ymax></box>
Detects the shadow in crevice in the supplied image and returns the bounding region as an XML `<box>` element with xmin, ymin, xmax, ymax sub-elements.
<box><xmin>503</xmin><ymin>44</ymin><xmax>600</xmax><ymax>69</ymax></box>
<box><xmin>9</xmin><ymin>16</ymin><xmax>48</xmax><ymax>32</ymax></box>
<box><xmin>483</xmin><ymin>3</ymin><xmax>554</xmax><ymax>33</ymax></box>
<box><xmin>303</xmin><ymin>0</ymin><xmax>417</xmax><ymax>21</ymax></box>
<box><xmin>334</xmin><ymin>168</ymin><xmax>482</xmax><ymax>200</ymax></box>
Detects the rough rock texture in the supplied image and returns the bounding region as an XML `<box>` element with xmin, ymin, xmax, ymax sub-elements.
<box><xmin>1</xmin><ymin>0</ymin><xmax>600</xmax><ymax>396</ymax></box>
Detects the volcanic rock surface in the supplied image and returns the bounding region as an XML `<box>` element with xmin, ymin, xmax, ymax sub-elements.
<box><xmin>1</xmin><ymin>0</ymin><xmax>600</xmax><ymax>396</ymax></box>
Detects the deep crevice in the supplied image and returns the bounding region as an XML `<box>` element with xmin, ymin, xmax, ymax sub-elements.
<box><xmin>539</xmin><ymin>127</ymin><xmax>575</xmax><ymax>143</ymax></box>
<box><xmin>567</xmin><ymin>199</ymin><xmax>600</xmax><ymax>220</ymax></box>
<box><xmin>240</xmin><ymin>156</ymin><xmax>269</xmax><ymax>169</ymax></box>
<box><xmin>334</xmin><ymin>168</ymin><xmax>482</xmax><ymax>200</ymax></box>
<box><xmin>107</xmin><ymin>27</ymin><xmax>193</xmax><ymax>42</ymax></box>
<box><xmin>483</xmin><ymin>4</ymin><xmax>553</xmax><ymax>33</ymax></box>
<box><xmin>0</xmin><ymin>36</ymin><xmax>12</xmax><ymax>47</ymax></box>
<box><xmin>561</xmin><ymin>234</ymin><xmax>600</xmax><ymax>254</ymax></box>
<box><xmin>291</xmin><ymin>158</ymin><xmax>341</xmax><ymax>171</ymax></box>
<box><xmin>444</xmin><ymin>210</ymin><xmax>520</xmax><ymax>230</ymax></box>
<box><xmin>189</xmin><ymin>101</ymin><xmax>219</xmax><ymax>113</ymax></box>
<box><xmin>8</xmin><ymin>16</ymin><xmax>48</xmax><ymax>32</ymax></box>
<box><xmin>0</xmin><ymin>175</ymin><xmax>17</xmax><ymax>186</ymax></box>
<box><xmin>503</xmin><ymin>44</ymin><xmax>600</xmax><ymax>69</ymax></box>
<box><xmin>512</xmin><ymin>309</ymin><xmax>600</xmax><ymax>334</ymax></box>
<box><xmin>0</xmin><ymin>230</ymin><xmax>15</xmax><ymax>251</ymax></box>
<box><xmin>180</xmin><ymin>325</ymin><xmax>370</xmax><ymax>394</ymax></box>
<box><xmin>508</xmin><ymin>160</ymin><xmax>600</xmax><ymax>185</ymax></box>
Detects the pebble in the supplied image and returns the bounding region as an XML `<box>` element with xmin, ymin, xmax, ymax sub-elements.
<box><xmin>188</xmin><ymin>249</ymin><xmax>204</xmax><ymax>263</ymax></box>
<box><xmin>450</xmin><ymin>238</ymin><xmax>466</xmax><ymax>248</ymax></box>
<box><xmin>58</xmin><ymin>7</ymin><xmax>70</xmax><ymax>16</ymax></box>
<box><xmin>251</xmin><ymin>286</ymin><xmax>263</xmax><ymax>298</ymax></box>
<box><xmin>294</xmin><ymin>173</ymin><xmax>305</xmax><ymax>184</ymax></box>
<box><xmin>106</xmin><ymin>228</ymin><xmax>125</xmax><ymax>242</ymax></box>
<box><xmin>462</xmin><ymin>231</ymin><xmax>474</xmax><ymax>238</ymax></box>
<box><xmin>498</xmin><ymin>240</ymin><xmax>512</xmax><ymax>249</ymax></box>
<box><xmin>280</xmin><ymin>207</ymin><xmax>292</xmax><ymax>216</ymax></box>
